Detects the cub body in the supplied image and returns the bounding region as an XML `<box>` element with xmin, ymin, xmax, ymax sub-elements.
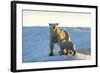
<box><xmin>59</xmin><ymin>41</ymin><xmax>76</xmax><ymax>56</ymax></box>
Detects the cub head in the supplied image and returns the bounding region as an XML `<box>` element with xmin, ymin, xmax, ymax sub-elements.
<box><xmin>49</xmin><ymin>23</ymin><xmax>59</xmax><ymax>31</ymax></box>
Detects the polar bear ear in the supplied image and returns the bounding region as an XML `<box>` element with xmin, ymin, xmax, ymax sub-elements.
<box><xmin>56</xmin><ymin>23</ymin><xmax>59</xmax><ymax>25</ymax></box>
<box><xmin>49</xmin><ymin>23</ymin><xmax>51</xmax><ymax>26</ymax></box>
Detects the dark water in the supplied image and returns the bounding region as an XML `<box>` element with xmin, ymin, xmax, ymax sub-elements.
<box><xmin>22</xmin><ymin>27</ymin><xmax>91</xmax><ymax>63</ymax></box>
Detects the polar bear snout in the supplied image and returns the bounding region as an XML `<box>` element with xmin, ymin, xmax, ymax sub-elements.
<box><xmin>53</xmin><ymin>27</ymin><xmax>55</xmax><ymax>29</ymax></box>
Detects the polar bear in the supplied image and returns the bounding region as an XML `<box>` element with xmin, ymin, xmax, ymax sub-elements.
<box><xmin>49</xmin><ymin>23</ymin><xmax>70</xmax><ymax>56</ymax></box>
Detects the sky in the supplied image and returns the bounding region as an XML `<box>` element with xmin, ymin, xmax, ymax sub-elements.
<box><xmin>23</xmin><ymin>10</ymin><xmax>92</xmax><ymax>27</ymax></box>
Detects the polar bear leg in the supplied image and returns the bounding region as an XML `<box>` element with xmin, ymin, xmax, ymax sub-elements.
<box><xmin>49</xmin><ymin>43</ymin><xmax>55</xmax><ymax>56</ymax></box>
